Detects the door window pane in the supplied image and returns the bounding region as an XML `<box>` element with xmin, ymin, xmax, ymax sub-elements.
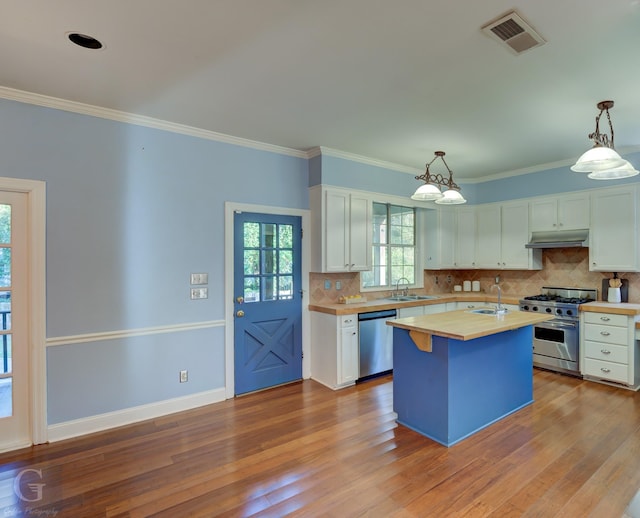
<box><xmin>279</xmin><ymin>276</ymin><xmax>293</xmax><ymax>299</ymax></box>
<box><xmin>279</xmin><ymin>224</ymin><xmax>293</xmax><ymax>248</ymax></box>
<box><xmin>0</xmin><ymin>249</ymin><xmax>10</xmax><ymax>288</ymax></box>
<box><xmin>0</xmin><ymin>205</ymin><xmax>10</xmax><ymax>245</ymax></box>
<box><xmin>279</xmin><ymin>250</ymin><xmax>292</xmax><ymax>274</ymax></box>
<box><xmin>0</xmin><ymin>334</ymin><xmax>10</xmax><ymax>375</ymax></box>
<box><xmin>0</xmin><ymin>291</ymin><xmax>10</xmax><ymax>331</ymax></box>
<box><xmin>263</xmin><ymin>276</ymin><xmax>277</xmax><ymax>301</ymax></box>
<box><xmin>262</xmin><ymin>224</ymin><xmax>276</xmax><ymax>247</ymax></box>
<box><xmin>263</xmin><ymin>250</ymin><xmax>276</xmax><ymax>275</ymax></box>
<box><xmin>244</xmin><ymin>250</ymin><xmax>260</xmax><ymax>275</ymax></box>
<box><xmin>243</xmin><ymin>222</ymin><xmax>259</xmax><ymax>248</ymax></box>
<box><xmin>0</xmin><ymin>377</ymin><xmax>12</xmax><ymax>418</ymax></box>
<box><xmin>244</xmin><ymin>277</ymin><xmax>260</xmax><ymax>302</ymax></box>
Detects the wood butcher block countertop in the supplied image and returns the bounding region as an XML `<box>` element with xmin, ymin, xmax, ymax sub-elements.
<box><xmin>579</xmin><ymin>301</ymin><xmax>640</xmax><ymax>316</ymax></box>
<box><xmin>308</xmin><ymin>293</ymin><xmax>522</xmax><ymax>316</ymax></box>
<box><xmin>387</xmin><ymin>309</ymin><xmax>553</xmax><ymax>341</ymax></box>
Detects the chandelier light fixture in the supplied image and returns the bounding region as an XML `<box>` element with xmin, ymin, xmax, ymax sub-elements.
<box><xmin>571</xmin><ymin>100</ymin><xmax>639</xmax><ymax>180</ymax></box>
<box><xmin>411</xmin><ymin>151</ymin><xmax>466</xmax><ymax>204</ymax></box>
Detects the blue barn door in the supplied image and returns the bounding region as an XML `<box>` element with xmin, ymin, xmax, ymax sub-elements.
<box><xmin>233</xmin><ymin>211</ymin><xmax>302</xmax><ymax>395</ymax></box>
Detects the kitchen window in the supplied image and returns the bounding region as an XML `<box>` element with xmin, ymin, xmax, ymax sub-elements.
<box><xmin>361</xmin><ymin>202</ymin><xmax>416</xmax><ymax>289</ymax></box>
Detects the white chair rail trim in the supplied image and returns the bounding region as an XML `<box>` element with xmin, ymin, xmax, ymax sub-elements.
<box><xmin>46</xmin><ymin>320</ymin><xmax>225</xmax><ymax>347</ymax></box>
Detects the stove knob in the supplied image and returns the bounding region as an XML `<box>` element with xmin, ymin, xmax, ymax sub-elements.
<box><xmin>523</xmin><ymin>305</ymin><xmax>529</xmax><ymax>311</ymax></box>
<box><xmin>566</xmin><ymin>309</ymin><xmax>573</xmax><ymax>316</ymax></box>
<box><xmin>532</xmin><ymin>306</ymin><xmax>538</xmax><ymax>312</ymax></box>
<box><xmin>545</xmin><ymin>307</ymin><xmax>552</xmax><ymax>313</ymax></box>
<box><xmin>556</xmin><ymin>308</ymin><xmax>563</xmax><ymax>315</ymax></box>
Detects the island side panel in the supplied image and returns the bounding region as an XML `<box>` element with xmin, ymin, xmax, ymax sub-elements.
<box><xmin>392</xmin><ymin>326</ymin><xmax>534</xmax><ymax>447</ymax></box>
<box><xmin>392</xmin><ymin>328</ymin><xmax>451</xmax><ymax>445</ymax></box>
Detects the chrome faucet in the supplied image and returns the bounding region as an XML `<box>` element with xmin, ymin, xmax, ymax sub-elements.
<box><xmin>395</xmin><ymin>277</ymin><xmax>411</xmax><ymax>297</ymax></box>
<box><xmin>491</xmin><ymin>283</ymin><xmax>507</xmax><ymax>314</ymax></box>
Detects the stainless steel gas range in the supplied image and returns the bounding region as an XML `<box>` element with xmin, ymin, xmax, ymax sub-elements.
<box><xmin>519</xmin><ymin>286</ymin><xmax>597</xmax><ymax>376</ymax></box>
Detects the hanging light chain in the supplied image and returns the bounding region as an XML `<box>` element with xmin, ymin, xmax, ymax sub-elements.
<box><xmin>589</xmin><ymin>100</ymin><xmax>615</xmax><ymax>149</ymax></box>
<box><xmin>414</xmin><ymin>151</ymin><xmax>461</xmax><ymax>191</ymax></box>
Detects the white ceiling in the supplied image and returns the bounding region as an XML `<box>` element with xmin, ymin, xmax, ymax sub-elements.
<box><xmin>2</xmin><ymin>0</ymin><xmax>640</xmax><ymax>181</ymax></box>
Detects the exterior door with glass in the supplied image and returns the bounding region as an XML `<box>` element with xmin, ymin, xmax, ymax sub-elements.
<box><xmin>0</xmin><ymin>191</ymin><xmax>29</xmax><ymax>452</ymax></box>
<box><xmin>233</xmin><ymin>211</ymin><xmax>302</xmax><ymax>395</ymax></box>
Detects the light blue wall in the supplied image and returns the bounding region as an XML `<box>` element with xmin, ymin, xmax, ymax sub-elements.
<box><xmin>473</xmin><ymin>151</ymin><xmax>640</xmax><ymax>204</ymax></box>
<box><xmin>0</xmin><ymin>98</ymin><xmax>308</xmax><ymax>424</ymax></box>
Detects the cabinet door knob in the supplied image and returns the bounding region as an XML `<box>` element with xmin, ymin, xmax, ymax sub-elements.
<box><xmin>600</xmin><ymin>317</ymin><xmax>610</xmax><ymax>321</ymax></box>
<box><xmin>601</xmin><ymin>349</ymin><xmax>611</xmax><ymax>354</ymax></box>
<box><xmin>600</xmin><ymin>331</ymin><xmax>610</xmax><ymax>336</ymax></box>
<box><xmin>601</xmin><ymin>368</ymin><xmax>611</xmax><ymax>373</ymax></box>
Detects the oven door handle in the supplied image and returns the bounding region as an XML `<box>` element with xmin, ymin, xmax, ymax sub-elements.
<box><xmin>536</xmin><ymin>321</ymin><xmax>577</xmax><ymax>330</ymax></box>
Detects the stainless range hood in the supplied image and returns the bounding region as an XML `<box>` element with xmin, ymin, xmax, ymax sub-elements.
<box><xmin>525</xmin><ymin>229</ymin><xmax>589</xmax><ymax>249</ymax></box>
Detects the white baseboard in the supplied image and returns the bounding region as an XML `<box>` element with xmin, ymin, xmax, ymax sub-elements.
<box><xmin>47</xmin><ymin>388</ymin><xmax>226</xmax><ymax>442</ymax></box>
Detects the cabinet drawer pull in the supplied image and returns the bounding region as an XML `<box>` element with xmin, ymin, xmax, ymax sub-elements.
<box><xmin>600</xmin><ymin>368</ymin><xmax>611</xmax><ymax>373</ymax></box>
<box><xmin>601</xmin><ymin>349</ymin><xmax>611</xmax><ymax>355</ymax></box>
<box><xmin>600</xmin><ymin>316</ymin><xmax>610</xmax><ymax>321</ymax></box>
<box><xmin>600</xmin><ymin>331</ymin><xmax>610</xmax><ymax>336</ymax></box>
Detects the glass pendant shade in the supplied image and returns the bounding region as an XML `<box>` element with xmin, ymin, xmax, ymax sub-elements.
<box><xmin>587</xmin><ymin>160</ymin><xmax>639</xmax><ymax>180</ymax></box>
<box><xmin>571</xmin><ymin>146</ymin><xmax>627</xmax><ymax>173</ymax></box>
<box><xmin>411</xmin><ymin>183</ymin><xmax>443</xmax><ymax>201</ymax></box>
<box><xmin>435</xmin><ymin>188</ymin><xmax>466</xmax><ymax>205</ymax></box>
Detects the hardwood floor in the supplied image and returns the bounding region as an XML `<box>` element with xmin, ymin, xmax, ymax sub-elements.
<box><xmin>1</xmin><ymin>369</ymin><xmax>639</xmax><ymax>517</ymax></box>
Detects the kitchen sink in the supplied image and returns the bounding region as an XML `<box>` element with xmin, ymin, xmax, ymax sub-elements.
<box><xmin>386</xmin><ymin>295</ymin><xmax>440</xmax><ymax>301</ymax></box>
<box><xmin>468</xmin><ymin>308</ymin><xmax>508</xmax><ymax>315</ymax></box>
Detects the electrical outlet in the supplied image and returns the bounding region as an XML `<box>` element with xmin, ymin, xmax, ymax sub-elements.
<box><xmin>495</xmin><ymin>275</ymin><xmax>501</xmax><ymax>284</ymax></box>
<box><xmin>324</xmin><ymin>279</ymin><xmax>331</xmax><ymax>290</ymax></box>
<box><xmin>435</xmin><ymin>276</ymin><xmax>439</xmax><ymax>285</ymax></box>
<box><xmin>335</xmin><ymin>281</ymin><xmax>342</xmax><ymax>290</ymax></box>
<box><xmin>180</xmin><ymin>370</ymin><xmax>188</xmax><ymax>383</ymax></box>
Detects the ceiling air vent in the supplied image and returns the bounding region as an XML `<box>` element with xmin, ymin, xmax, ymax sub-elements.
<box><xmin>481</xmin><ymin>11</ymin><xmax>545</xmax><ymax>55</ymax></box>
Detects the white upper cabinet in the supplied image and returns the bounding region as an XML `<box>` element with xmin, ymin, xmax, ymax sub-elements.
<box><xmin>589</xmin><ymin>186</ymin><xmax>639</xmax><ymax>272</ymax></box>
<box><xmin>424</xmin><ymin>208</ymin><xmax>455</xmax><ymax>269</ymax></box>
<box><xmin>455</xmin><ymin>207</ymin><xmax>477</xmax><ymax>268</ymax></box>
<box><xmin>530</xmin><ymin>193</ymin><xmax>590</xmax><ymax>232</ymax></box>
<box><xmin>310</xmin><ymin>186</ymin><xmax>372</xmax><ymax>273</ymax></box>
<box><xmin>425</xmin><ymin>201</ymin><xmax>540</xmax><ymax>271</ymax></box>
<box><xmin>501</xmin><ymin>201</ymin><xmax>541</xmax><ymax>270</ymax></box>
<box><xmin>475</xmin><ymin>204</ymin><xmax>501</xmax><ymax>269</ymax></box>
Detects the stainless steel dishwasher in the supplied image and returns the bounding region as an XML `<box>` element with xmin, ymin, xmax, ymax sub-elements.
<box><xmin>358</xmin><ymin>309</ymin><xmax>397</xmax><ymax>379</ymax></box>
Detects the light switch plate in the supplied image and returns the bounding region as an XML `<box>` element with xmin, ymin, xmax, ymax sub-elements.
<box><xmin>324</xmin><ymin>279</ymin><xmax>331</xmax><ymax>290</ymax></box>
<box><xmin>191</xmin><ymin>273</ymin><xmax>208</xmax><ymax>285</ymax></box>
<box><xmin>190</xmin><ymin>287</ymin><xmax>208</xmax><ymax>299</ymax></box>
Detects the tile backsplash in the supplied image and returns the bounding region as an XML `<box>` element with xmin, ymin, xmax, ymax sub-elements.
<box><xmin>309</xmin><ymin>248</ymin><xmax>640</xmax><ymax>304</ymax></box>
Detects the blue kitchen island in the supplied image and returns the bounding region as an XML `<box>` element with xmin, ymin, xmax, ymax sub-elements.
<box><xmin>388</xmin><ymin>309</ymin><xmax>553</xmax><ymax>447</ymax></box>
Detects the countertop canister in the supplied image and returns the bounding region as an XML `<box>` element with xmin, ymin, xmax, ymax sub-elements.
<box><xmin>463</xmin><ymin>280</ymin><xmax>471</xmax><ymax>292</ymax></box>
<box><xmin>472</xmin><ymin>280</ymin><xmax>480</xmax><ymax>292</ymax></box>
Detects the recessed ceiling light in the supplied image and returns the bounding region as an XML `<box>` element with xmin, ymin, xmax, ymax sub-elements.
<box><xmin>67</xmin><ymin>32</ymin><xmax>103</xmax><ymax>50</ymax></box>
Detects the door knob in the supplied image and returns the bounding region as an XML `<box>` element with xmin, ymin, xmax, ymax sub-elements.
<box><xmin>236</xmin><ymin>310</ymin><xmax>245</xmax><ymax>317</ymax></box>
<box><xmin>236</xmin><ymin>296</ymin><xmax>244</xmax><ymax>304</ymax></box>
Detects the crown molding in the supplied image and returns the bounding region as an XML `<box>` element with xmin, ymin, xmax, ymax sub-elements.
<box><xmin>314</xmin><ymin>146</ymin><xmax>423</xmax><ymax>175</ymax></box>
<box><xmin>4</xmin><ymin>86</ymin><xmax>638</xmax><ymax>183</ymax></box>
<box><xmin>0</xmin><ymin>86</ymin><xmax>308</xmax><ymax>159</ymax></box>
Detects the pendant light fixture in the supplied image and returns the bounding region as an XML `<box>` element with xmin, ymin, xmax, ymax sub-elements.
<box><xmin>411</xmin><ymin>151</ymin><xmax>466</xmax><ymax>204</ymax></box>
<box><xmin>571</xmin><ymin>100</ymin><xmax>638</xmax><ymax>179</ymax></box>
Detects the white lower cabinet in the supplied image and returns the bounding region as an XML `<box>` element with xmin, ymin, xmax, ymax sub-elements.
<box><xmin>397</xmin><ymin>303</ymin><xmax>451</xmax><ymax>318</ymax></box>
<box><xmin>311</xmin><ymin>313</ymin><xmax>359</xmax><ymax>389</ymax></box>
<box><xmin>580</xmin><ymin>311</ymin><xmax>640</xmax><ymax>390</ymax></box>
<box><xmin>397</xmin><ymin>306</ymin><xmax>425</xmax><ymax>318</ymax></box>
